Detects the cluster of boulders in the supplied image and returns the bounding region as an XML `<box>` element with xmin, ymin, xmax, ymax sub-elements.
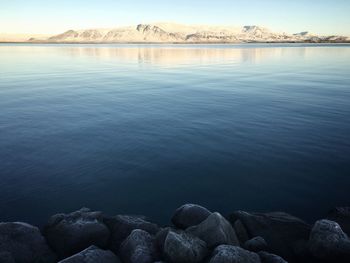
<box><xmin>0</xmin><ymin>204</ymin><xmax>349</xmax><ymax>263</ymax></box>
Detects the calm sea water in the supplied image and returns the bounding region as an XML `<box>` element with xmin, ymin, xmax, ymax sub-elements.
<box><xmin>0</xmin><ymin>43</ymin><xmax>350</xmax><ymax>226</ymax></box>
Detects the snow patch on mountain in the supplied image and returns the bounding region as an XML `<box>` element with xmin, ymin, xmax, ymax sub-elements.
<box><xmin>26</xmin><ymin>23</ymin><xmax>349</xmax><ymax>43</ymax></box>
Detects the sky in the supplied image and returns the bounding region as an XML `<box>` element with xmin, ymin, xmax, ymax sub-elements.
<box><xmin>1</xmin><ymin>0</ymin><xmax>350</xmax><ymax>36</ymax></box>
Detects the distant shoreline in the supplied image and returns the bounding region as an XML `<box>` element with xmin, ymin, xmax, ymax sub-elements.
<box><xmin>1</xmin><ymin>41</ymin><xmax>350</xmax><ymax>44</ymax></box>
<box><xmin>3</xmin><ymin>23</ymin><xmax>349</xmax><ymax>45</ymax></box>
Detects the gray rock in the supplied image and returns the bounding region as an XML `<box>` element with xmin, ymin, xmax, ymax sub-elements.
<box><xmin>230</xmin><ymin>211</ymin><xmax>310</xmax><ymax>261</ymax></box>
<box><xmin>187</xmin><ymin>212</ymin><xmax>239</xmax><ymax>248</ymax></box>
<box><xmin>258</xmin><ymin>251</ymin><xmax>287</xmax><ymax>263</ymax></box>
<box><xmin>0</xmin><ymin>252</ymin><xmax>15</xmax><ymax>263</ymax></box>
<box><xmin>308</xmin><ymin>219</ymin><xmax>350</xmax><ymax>262</ymax></box>
<box><xmin>155</xmin><ymin>227</ymin><xmax>172</xmax><ymax>249</ymax></box>
<box><xmin>104</xmin><ymin>215</ymin><xmax>159</xmax><ymax>252</ymax></box>
<box><xmin>44</xmin><ymin>208</ymin><xmax>110</xmax><ymax>258</ymax></box>
<box><xmin>161</xmin><ymin>229</ymin><xmax>208</xmax><ymax>263</ymax></box>
<box><xmin>326</xmin><ymin>207</ymin><xmax>350</xmax><ymax>236</ymax></box>
<box><xmin>234</xmin><ymin>220</ymin><xmax>250</xmax><ymax>244</ymax></box>
<box><xmin>209</xmin><ymin>245</ymin><xmax>261</xmax><ymax>263</ymax></box>
<box><xmin>0</xmin><ymin>222</ymin><xmax>56</xmax><ymax>263</ymax></box>
<box><xmin>58</xmin><ymin>245</ymin><xmax>121</xmax><ymax>263</ymax></box>
<box><xmin>244</xmin><ymin>237</ymin><xmax>268</xmax><ymax>252</ymax></box>
<box><xmin>171</xmin><ymin>204</ymin><xmax>211</xmax><ymax>229</ymax></box>
<box><xmin>119</xmin><ymin>229</ymin><xmax>156</xmax><ymax>263</ymax></box>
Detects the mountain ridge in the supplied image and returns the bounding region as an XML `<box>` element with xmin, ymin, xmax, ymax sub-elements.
<box><xmin>5</xmin><ymin>23</ymin><xmax>350</xmax><ymax>43</ymax></box>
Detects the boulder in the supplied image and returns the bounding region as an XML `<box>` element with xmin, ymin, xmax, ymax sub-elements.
<box><xmin>230</xmin><ymin>211</ymin><xmax>310</xmax><ymax>261</ymax></box>
<box><xmin>171</xmin><ymin>204</ymin><xmax>211</xmax><ymax>229</ymax></box>
<box><xmin>187</xmin><ymin>212</ymin><xmax>239</xmax><ymax>248</ymax></box>
<box><xmin>44</xmin><ymin>208</ymin><xmax>110</xmax><ymax>258</ymax></box>
<box><xmin>244</xmin><ymin>236</ymin><xmax>268</xmax><ymax>252</ymax></box>
<box><xmin>160</xmin><ymin>229</ymin><xmax>208</xmax><ymax>263</ymax></box>
<box><xmin>209</xmin><ymin>245</ymin><xmax>261</xmax><ymax>263</ymax></box>
<box><xmin>0</xmin><ymin>252</ymin><xmax>15</xmax><ymax>263</ymax></box>
<box><xmin>326</xmin><ymin>207</ymin><xmax>350</xmax><ymax>236</ymax></box>
<box><xmin>0</xmin><ymin>222</ymin><xmax>56</xmax><ymax>263</ymax></box>
<box><xmin>58</xmin><ymin>245</ymin><xmax>121</xmax><ymax>263</ymax></box>
<box><xmin>104</xmin><ymin>215</ymin><xmax>159</xmax><ymax>252</ymax></box>
<box><xmin>155</xmin><ymin>227</ymin><xmax>172</xmax><ymax>250</ymax></box>
<box><xmin>308</xmin><ymin>219</ymin><xmax>350</xmax><ymax>262</ymax></box>
<box><xmin>233</xmin><ymin>219</ymin><xmax>250</xmax><ymax>243</ymax></box>
<box><xmin>258</xmin><ymin>251</ymin><xmax>287</xmax><ymax>263</ymax></box>
<box><xmin>119</xmin><ymin>229</ymin><xmax>156</xmax><ymax>263</ymax></box>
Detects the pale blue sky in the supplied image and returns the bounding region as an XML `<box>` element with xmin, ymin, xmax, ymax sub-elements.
<box><xmin>1</xmin><ymin>0</ymin><xmax>350</xmax><ymax>35</ymax></box>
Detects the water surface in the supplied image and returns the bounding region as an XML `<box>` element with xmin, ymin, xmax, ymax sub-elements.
<box><xmin>0</xmin><ymin>44</ymin><xmax>350</xmax><ymax>225</ymax></box>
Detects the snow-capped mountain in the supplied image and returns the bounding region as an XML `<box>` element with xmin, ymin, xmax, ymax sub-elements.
<box><xmin>27</xmin><ymin>23</ymin><xmax>349</xmax><ymax>43</ymax></box>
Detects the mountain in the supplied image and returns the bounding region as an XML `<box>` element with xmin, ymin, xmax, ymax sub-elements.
<box><xmin>16</xmin><ymin>23</ymin><xmax>350</xmax><ymax>43</ymax></box>
<box><xmin>0</xmin><ymin>33</ymin><xmax>50</xmax><ymax>42</ymax></box>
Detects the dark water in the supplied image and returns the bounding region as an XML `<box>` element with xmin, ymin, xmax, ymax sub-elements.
<box><xmin>0</xmin><ymin>44</ymin><xmax>350</xmax><ymax>226</ymax></box>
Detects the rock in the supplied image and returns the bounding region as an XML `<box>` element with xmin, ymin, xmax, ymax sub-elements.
<box><xmin>171</xmin><ymin>204</ymin><xmax>211</xmax><ymax>229</ymax></box>
<box><xmin>233</xmin><ymin>219</ymin><xmax>250</xmax><ymax>243</ymax></box>
<box><xmin>159</xmin><ymin>229</ymin><xmax>208</xmax><ymax>263</ymax></box>
<box><xmin>326</xmin><ymin>207</ymin><xmax>350</xmax><ymax>236</ymax></box>
<box><xmin>291</xmin><ymin>239</ymin><xmax>312</xmax><ymax>261</ymax></box>
<box><xmin>155</xmin><ymin>227</ymin><xmax>172</xmax><ymax>249</ymax></box>
<box><xmin>258</xmin><ymin>251</ymin><xmax>287</xmax><ymax>263</ymax></box>
<box><xmin>104</xmin><ymin>215</ymin><xmax>159</xmax><ymax>252</ymax></box>
<box><xmin>44</xmin><ymin>208</ymin><xmax>110</xmax><ymax>258</ymax></box>
<box><xmin>0</xmin><ymin>222</ymin><xmax>56</xmax><ymax>263</ymax></box>
<box><xmin>230</xmin><ymin>211</ymin><xmax>310</xmax><ymax>261</ymax></box>
<box><xmin>244</xmin><ymin>236</ymin><xmax>268</xmax><ymax>252</ymax></box>
<box><xmin>119</xmin><ymin>229</ymin><xmax>156</xmax><ymax>263</ymax></box>
<box><xmin>58</xmin><ymin>245</ymin><xmax>121</xmax><ymax>263</ymax></box>
<box><xmin>0</xmin><ymin>252</ymin><xmax>15</xmax><ymax>263</ymax></box>
<box><xmin>209</xmin><ymin>245</ymin><xmax>261</xmax><ymax>263</ymax></box>
<box><xmin>308</xmin><ymin>219</ymin><xmax>350</xmax><ymax>262</ymax></box>
<box><xmin>187</xmin><ymin>212</ymin><xmax>239</xmax><ymax>248</ymax></box>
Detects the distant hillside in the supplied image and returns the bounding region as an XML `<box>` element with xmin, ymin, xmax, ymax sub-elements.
<box><xmin>5</xmin><ymin>23</ymin><xmax>350</xmax><ymax>43</ymax></box>
<box><xmin>0</xmin><ymin>33</ymin><xmax>50</xmax><ymax>42</ymax></box>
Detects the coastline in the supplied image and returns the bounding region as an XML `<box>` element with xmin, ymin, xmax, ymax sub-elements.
<box><xmin>1</xmin><ymin>204</ymin><xmax>349</xmax><ymax>263</ymax></box>
<box><xmin>1</xmin><ymin>41</ymin><xmax>350</xmax><ymax>44</ymax></box>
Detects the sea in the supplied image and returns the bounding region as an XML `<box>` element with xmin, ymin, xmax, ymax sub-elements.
<box><xmin>0</xmin><ymin>43</ymin><xmax>349</xmax><ymax>226</ymax></box>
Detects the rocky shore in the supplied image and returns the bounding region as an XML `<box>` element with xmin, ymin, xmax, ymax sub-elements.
<box><xmin>0</xmin><ymin>204</ymin><xmax>349</xmax><ymax>263</ymax></box>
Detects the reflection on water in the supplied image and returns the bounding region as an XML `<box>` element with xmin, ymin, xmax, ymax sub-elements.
<box><xmin>58</xmin><ymin>45</ymin><xmax>306</xmax><ymax>65</ymax></box>
<box><xmin>2</xmin><ymin>44</ymin><xmax>350</xmax><ymax>68</ymax></box>
<box><xmin>4</xmin><ymin>43</ymin><xmax>342</xmax><ymax>66</ymax></box>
